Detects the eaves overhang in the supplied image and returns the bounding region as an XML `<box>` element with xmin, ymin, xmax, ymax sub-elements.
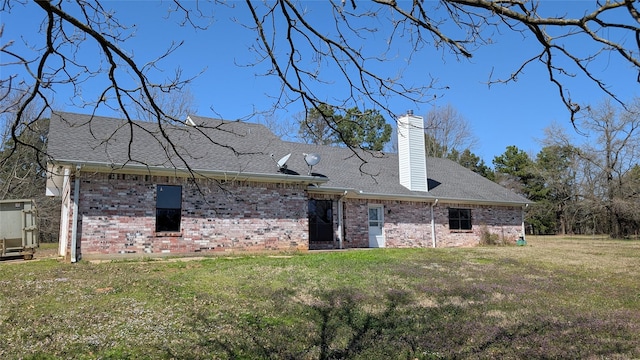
<box><xmin>48</xmin><ymin>159</ymin><xmax>329</xmax><ymax>185</ymax></box>
<box><xmin>307</xmin><ymin>186</ymin><xmax>530</xmax><ymax>207</ymax></box>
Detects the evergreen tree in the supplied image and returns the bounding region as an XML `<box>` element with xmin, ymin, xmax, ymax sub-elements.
<box><xmin>448</xmin><ymin>148</ymin><xmax>494</xmax><ymax>180</ymax></box>
<box><xmin>336</xmin><ymin>108</ymin><xmax>391</xmax><ymax>151</ymax></box>
<box><xmin>299</xmin><ymin>104</ymin><xmax>338</xmax><ymax>145</ymax></box>
<box><xmin>299</xmin><ymin>105</ymin><xmax>392</xmax><ymax>150</ymax></box>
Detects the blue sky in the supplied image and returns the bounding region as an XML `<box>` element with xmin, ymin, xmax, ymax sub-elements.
<box><xmin>2</xmin><ymin>1</ymin><xmax>638</xmax><ymax>164</ymax></box>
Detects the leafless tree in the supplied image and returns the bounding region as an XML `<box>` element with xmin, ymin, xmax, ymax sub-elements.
<box><xmin>134</xmin><ymin>88</ymin><xmax>198</xmax><ymax>123</ymax></box>
<box><xmin>257</xmin><ymin>112</ymin><xmax>300</xmax><ymax>143</ymax></box>
<box><xmin>579</xmin><ymin>99</ymin><xmax>640</xmax><ymax>237</ymax></box>
<box><xmin>541</xmin><ymin>99</ymin><xmax>640</xmax><ymax>237</ymax></box>
<box><xmin>424</xmin><ymin>104</ymin><xmax>478</xmax><ymax>157</ymax></box>
<box><xmin>614</xmin><ymin>164</ymin><xmax>640</xmax><ymax>238</ymax></box>
<box><xmin>0</xmin><ymin>90</ymin><xmax>60</xmax><ymax>242</ymax></box>
<box><xmin>1</xmin><ymin>0</ymin><xmax>639</xmax><ymax>169</ymax></box>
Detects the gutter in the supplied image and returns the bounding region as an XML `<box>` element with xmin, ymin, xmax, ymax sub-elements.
<box><xmin>308</xmin><ymin>187</ymin><xmax>435</xmax><ymax>202</ymax></box>
<box><xmin>50</xmin><ymin>159</ymin><xmax>329</xmax><ymax>185</ymax></box>
<box><xmin>51</xmin><ymin>160</ymin><xmax>529</xmax><ymax>206</ymax></box>
<box><xmin>308</xmin><ymin>187</ymin><xmax>529</xmax><ymax>207</ymax></box>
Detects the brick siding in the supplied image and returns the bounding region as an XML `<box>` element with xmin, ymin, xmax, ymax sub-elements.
<box><xmin>67</xmin><ymin>173</ymin><xmax>309</xmax><ymax>255</ymax></box>
<box><xmin>342</xmin><ymin>199</ymin><xmax>523</xmax><ymax>249</ymax></box>
<box><xmin>61</xmin><ymin>172</ymin><xmax>524</xmax><ymax>257</ymax></box>
<box><xmin>432</xmin><ymin>204</ymin><xmax>522</xmax><ymax>247</ymax></box>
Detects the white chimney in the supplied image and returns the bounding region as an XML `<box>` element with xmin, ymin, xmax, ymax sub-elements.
<box><xmin>398</xmin><ymin>111</ymin><xmax>428</xmax><ymax>192</ymax></box>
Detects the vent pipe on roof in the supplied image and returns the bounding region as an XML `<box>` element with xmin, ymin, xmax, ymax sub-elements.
<box><xmin>185</xmin><ymin>116</ymin><xmax>197</xmax><ymax>127</ymax></box>
<box><xmin>397</xmin><ymin>111</ymin><xmax>428</xmax><ymax>192</ymax></box>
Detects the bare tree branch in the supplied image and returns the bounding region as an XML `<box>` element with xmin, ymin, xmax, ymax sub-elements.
<box><xmin>1</xmin><ymin>0</ymin><xmax>638</xmax><ymax>176</ymax></box>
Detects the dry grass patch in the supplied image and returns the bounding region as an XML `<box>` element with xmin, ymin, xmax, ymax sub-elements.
<box><xmin>1</xmin><ymin>237</ymin><xmax>639</xmax><ymax>359</ymax></box>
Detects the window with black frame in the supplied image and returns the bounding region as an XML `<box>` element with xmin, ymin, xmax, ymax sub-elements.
<box><xmin>156</xmin><ymin>185</ymin><xmax>182</xmax><ymax>232</ymax></box>
<box><xmin>308</xmin><ymin>199</ymin><xmax>333</xmax><ymax>242</ymax></box>
<box><xmin>449</xmin><ymin>208</ymin><xmax>472</xmax><ymax>230</ymax></box>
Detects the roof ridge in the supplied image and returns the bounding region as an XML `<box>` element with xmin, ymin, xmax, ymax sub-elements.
<box><xmin>47</xmin><ymin>111</ymin><xmax>530</xmax><ymax>205</ymax></box>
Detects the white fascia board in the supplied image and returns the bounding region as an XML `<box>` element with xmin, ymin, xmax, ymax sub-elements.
<box><xmin>308</xmin><ymin>186</ymin><xmax>529</xmax><ymax>207</ymax></box>
<box><xmin>431</xmin><ymin>197</ymin><xmax>531</xmax><ymax>207</ymax></box>
<box><xmin>308</xmin><ymin>187</ymin><xmax>435</xmax><ymax>202</ymax></box>
<box><xmin>49</xmin><ymin>159</ymin><xmax>329</xmax><ymax>185</ymax></box>
<box><xmin>348</xmin><ymin>190</ymin><xmax>436</xmax><ymax>203</ymax></box>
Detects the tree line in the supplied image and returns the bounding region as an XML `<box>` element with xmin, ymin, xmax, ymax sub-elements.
<box><xmin>509</xmin><ymin>99</ymin><xmax>640</xmax><ymax>238</ymax></box>
<box><xmin>3</xmin><ymin>1</ymin><xmax>639</xmax><ymax>242</ymax></box>
<box><xmin>302</xmin><ymin>100</ymin><xmax>640</xmax><ymax>239</ymax></box>
<box><xmin>426</xmin><ymin>100</ymin><xmax>640</xmax><ymax>239</ymax></box>
<box><xmin>2</xmin><ymin>97</ymin><xmax>639</xmax><ymax>241</ymax></box>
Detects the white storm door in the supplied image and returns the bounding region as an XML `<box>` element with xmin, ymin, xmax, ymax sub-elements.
<box><xmin>368</xmin><ymin>205</ymin><xmax>385</xmax><ymax>248</ymax></box>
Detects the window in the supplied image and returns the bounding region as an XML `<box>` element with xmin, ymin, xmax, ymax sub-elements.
<box><xmin>308</xmin><ymin>199</ymin><xmax>333</xmax><ymax>242</ymax></box>
<box><xmin>156</xmin><ymin>185</ymin><xmax>182</xmax><ymax>232</ymax></box>
<box><xmin>449</xmin><ymin>208</ymin><xmax>472</xmax><ymax>230</ymax></box>
<box><xmin>368</xmin><ymin>206</ymin><xmax>383</xmax><ymax>228</ymax></box>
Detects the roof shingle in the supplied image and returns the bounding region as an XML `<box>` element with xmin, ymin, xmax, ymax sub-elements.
<box><xmin>48</xmin><ymin>111</ymin><xmax>529</xmax><ymax>205</ymax></box>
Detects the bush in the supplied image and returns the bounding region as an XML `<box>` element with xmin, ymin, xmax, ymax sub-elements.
<box><xmin>479</xmin><ymin>226</ymin><xmax>505</xmax><ymax>246</ymax></box>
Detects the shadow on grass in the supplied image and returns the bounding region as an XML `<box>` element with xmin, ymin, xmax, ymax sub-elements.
<box><xmin>189</xmin><ymin>288</ymin><xmax>429</xmax><ymax>359</ymax></box>
<box><xmin>187</xmin><ymin>287</ymin><xmax>639</xmax><ymax>359</ymax></box>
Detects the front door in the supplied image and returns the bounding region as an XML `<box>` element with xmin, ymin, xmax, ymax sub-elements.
<box><xmin>368</xmin><ymin>205</ymin><xmax>385</xmax><ymax>248</ymax></box>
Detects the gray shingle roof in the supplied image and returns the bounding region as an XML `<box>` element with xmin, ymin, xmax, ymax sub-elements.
<box><xmin>48</xmin><ymin>111</ymin><xmax>530</xmax><ymax>205</ymax></box>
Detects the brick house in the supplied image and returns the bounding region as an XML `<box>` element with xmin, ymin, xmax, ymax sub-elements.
<box><xmin>46</xmin><ymin>111</ymin><xmax>529</xmax><ymax>261</ymax></box>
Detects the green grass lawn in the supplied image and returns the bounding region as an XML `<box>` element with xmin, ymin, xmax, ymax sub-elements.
<box><xmin>1</xmin><ymin>236</ymin><xmax>639</xmax><ymax>359</ymax></box>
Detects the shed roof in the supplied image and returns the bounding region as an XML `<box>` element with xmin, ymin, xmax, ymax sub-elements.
<box><xmin>47</xmin><ymin>111</ymin><xmax>530</xmax><ymax>205</ymax></box>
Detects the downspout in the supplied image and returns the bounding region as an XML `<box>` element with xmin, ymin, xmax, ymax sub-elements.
<box><xmin>337</xmin><ymin>191</ymin><xmax>348</xmax><ymax>249</ymax></box>
<box><xmin>70</xmin><ymin>165</ymin><xmax>81</xmax><ymax>263</ymax></box>
<box><xmin>521</xmin><ymin>203</ymin><xmax>529</xmax><ymax>238</ymax></box>
<box><xmin>430</xmin><ymin>199</ymin><xmax>439</xmax><ymax>248</ymax></box>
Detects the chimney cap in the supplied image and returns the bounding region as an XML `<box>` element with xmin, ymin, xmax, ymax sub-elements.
<box><xmin>407</xmin><ymin>110</ymin><xmax>414</xmax><ymax>116</ymax></box>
